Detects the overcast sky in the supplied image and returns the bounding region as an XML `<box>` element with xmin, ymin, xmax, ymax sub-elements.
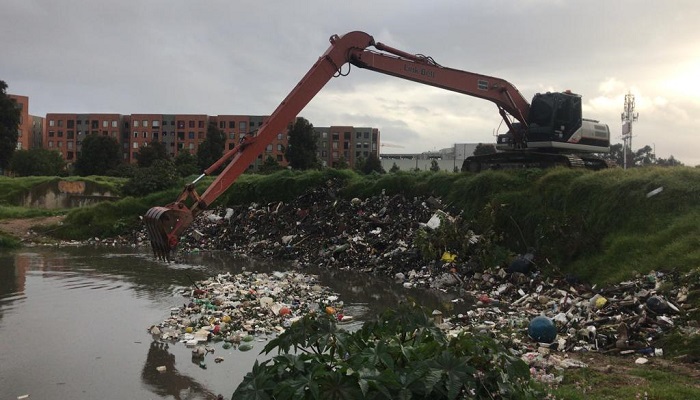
<box><xmin>2</xmin><ymin>1</ymin><xmax>699</xmax><ymax>165</ymax></box>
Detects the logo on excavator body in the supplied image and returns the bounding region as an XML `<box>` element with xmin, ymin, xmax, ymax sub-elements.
<box><xmin>478</xmin><ymin>80</ymin><xmax>489</xmax><ymax>90</ymax></box>
<box><xmin>403</xmin><ymin>64</ymin><xmax>435</xmax><ymax>79</ymax></box>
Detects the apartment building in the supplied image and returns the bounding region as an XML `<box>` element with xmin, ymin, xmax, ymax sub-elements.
<box><xmin>44</xmin><ymin>113</ymin><xmax>122</xmax><ymax>165</ymax></box>
<box><xmin>315</xmin><ymin>126</ymin><xmax>380</xmax><ymax>168</ymax></box>
<box><xmin>39</xmin><ymin>108</ymin><xmax>380</xmax><ymax>171</ymax></box>
<box><xmin>8</xmin><ymin>94</ymin><xmax>31</xmax><ymax>151</ymax></box>
<box><xmin>211</xmin><ymin>115</ymin><xmax>292</xmax><ymax>167</ymax></box>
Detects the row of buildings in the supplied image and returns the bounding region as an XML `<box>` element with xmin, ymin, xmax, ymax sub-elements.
<box><xmin>8</xmin><ymin>94</ymin><xmax>381</xmax><ymax>170</ymax></box>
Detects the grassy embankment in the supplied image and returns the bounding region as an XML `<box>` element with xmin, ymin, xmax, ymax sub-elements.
<box><xmin>2</xmin><ymin>167</ymin><xmax>699</xmax><ymax>284</ymax></box>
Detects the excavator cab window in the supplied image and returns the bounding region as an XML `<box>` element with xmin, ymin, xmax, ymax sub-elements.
<box><xmin>528</xmin><ymin>94</ymin><xmax>554</xmax><ymax>128</ymax></box>
<box><xmin>553</xmin><ymin>94</ymin><xmax>582</xmax><ymax>138</ymax></box>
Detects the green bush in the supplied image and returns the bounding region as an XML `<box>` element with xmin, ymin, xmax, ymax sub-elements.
<box><xmin>233</xmin><ymin>305</ymin><xmax>542</xmax><ymax>399</ymax></box>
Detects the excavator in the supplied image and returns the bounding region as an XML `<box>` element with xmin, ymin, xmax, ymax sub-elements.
<box><xmin>143</xmin><ymin>30</ymin><xmax>611</xmax><ymax>260</ymax></box>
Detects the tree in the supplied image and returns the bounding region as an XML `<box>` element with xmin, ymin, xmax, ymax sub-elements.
<box><xmin>333</xmin><ymin>156</ymin><xmax>349</xmax><ymax>169</ymax></box>
<box><xmin>197</xmin><ymin>122</ymin><xmax>226</xmax><ymax>171</ymax></box>
<box><xmin>259</xmin><ymin>155</ymin><xmax>283</xmax><ymax>174</ymax></box>
<box><xmin>0</xmin><ymin>80</ymin><xmax>21</xmax><ymax>171</ymax></box>
<box><xmin>9</xmin><ymin>148</ymin><xmax>65</xmax><ymax>176</ymax></box>
<box><xmin>389</xmin><ymin>162</ymin><xmax>400</xmax><ymax>173</ymax></box>
<box><xmin>429</xmin><ymin>159</ymin><xmax>440</xmax><ymax>172</ymax></box>
<box><xmin>73</xmin><ymin>134</ymin><xmax>122</xmax><ymax>176</ymax></box>
<box><xmin>121</xmin><ymin>159</ymin><xmax>179</xmax><ymax>197</ymax></box>
<box><xmin>174</xmin><ymin>151</ymin><xmax>200</xmax><ymax>177</ymax></box>
<box><xmin>473</xmin><ymin>143</ymin><xmax>497</xmax><ymax>156</ymax></box>
<box><xmin>361</xmin><ymin>152</ymin><xmax>385</xmax><ymax>174</ymax></box>
<box><xmin>656</xmin><ymin>155</ymin><xmax>683</xmax><ymax>167</ymax></box>
<box><xmin>285</xmin><ymin>117</ymin><xmax>319</xmax><ymax>170</ymax></box>
<box><xmin>135</xmin><ymin>141</ymin><xmax>169</xmax><ymax>168</ymax></box>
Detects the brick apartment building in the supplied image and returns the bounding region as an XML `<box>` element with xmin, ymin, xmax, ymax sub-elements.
<box><xmin>8</xmin><ymin>94</ymin><xmax>31</xmax><ymax>151</ymax></box>
<box><xmin>41</xmin><ymin>109</ymin><xmax>380</xmax><ymax>170</ymax></box>
<box><xmin>315</xmin><ymin>126</ymin><xmax>380</xmax><ymax>168</ymax></box>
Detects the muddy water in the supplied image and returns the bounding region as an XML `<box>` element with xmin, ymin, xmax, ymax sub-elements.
<box><xmin>0</xmin><ymin>246</ymin><xmax>465</xmax><ymax>399</ymax></box>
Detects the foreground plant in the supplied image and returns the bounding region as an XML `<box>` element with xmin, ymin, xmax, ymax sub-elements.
<box><xmin>233</xmin><ymin>305</ymin><xmax>542</xmax><ymax>399</ymax></box>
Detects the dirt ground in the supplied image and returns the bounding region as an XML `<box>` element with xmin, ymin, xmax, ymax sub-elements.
<box><xmin>0</xmin><ymin>215</ymin><xmax>65</xmax><ymax>241</ymax></box>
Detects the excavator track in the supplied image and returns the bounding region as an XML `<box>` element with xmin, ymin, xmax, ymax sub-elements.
<box><xmin>462</xmin><ymin>152</ymin><xmax>608</xmax><ymax>172</ymax></box>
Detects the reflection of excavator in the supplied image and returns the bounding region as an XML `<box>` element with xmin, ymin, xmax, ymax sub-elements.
<box><xmin>144</xmin><ymin>30</ymin><xmax>610</xmax><ymax>260</ymax></box>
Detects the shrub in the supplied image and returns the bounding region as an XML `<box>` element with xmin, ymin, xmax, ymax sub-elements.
<box><xmin>233</xmin><ymin>305</ymin><xmax>542</xmax><ymax>399</ymax></box>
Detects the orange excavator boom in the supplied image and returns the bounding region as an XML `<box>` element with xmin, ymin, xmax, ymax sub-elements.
<box><xmin>144</xmin><ymin>30</ymin><xmax>535</xmax><ymax>260</ymax></box>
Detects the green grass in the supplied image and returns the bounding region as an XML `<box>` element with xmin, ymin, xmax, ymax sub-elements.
<box><xmin>0</xmin><ymin>231</ymin><xmax>21</xmax><ymax>249</ymax></box>
<box><xmin>0</xmin><ymin>205</ymin><xmax>65</xmax><ymax>220</ymax></box>
<box><xmin>552</xmin><ymin>364</ymin><xmax>700</xmax><ymax>400</ymax></box>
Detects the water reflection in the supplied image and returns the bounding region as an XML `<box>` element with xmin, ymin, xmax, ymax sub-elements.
<box><xmin>0</xmin><ymin>247</ymin><xmax>469</xmax><ymax>399</ymax></box>
<box><xmin>142</xmin><ymin>341</ymin><xmax>219</xmax><ymax>400</ymax></box>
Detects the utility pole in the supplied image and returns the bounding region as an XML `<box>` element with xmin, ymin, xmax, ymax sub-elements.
<box><xmin>621</xmin><ymin>92</ymin><xmax>639</xmax><ymax>169</ymax></box>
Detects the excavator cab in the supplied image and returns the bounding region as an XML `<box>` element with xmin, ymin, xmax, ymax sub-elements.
<box><xmin>527</xmin><ymin>92</ymin><xmax>583</xmax><ymax>143</ymax></box>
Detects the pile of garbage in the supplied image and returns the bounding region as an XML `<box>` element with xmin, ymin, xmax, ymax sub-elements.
<box><xmin>136</xmin><ymin>179</ymin><xmax>697</xmax><ymax>380</ymax></box>
<box><xmin>165</xmin><ymin>179</ymin><xmax>465</xmax><ymax>279</ymax></box>
<box><xmin>149</xmin><ymin>270</ymin><xmax>345</xmax><ymax>369</ymax></box>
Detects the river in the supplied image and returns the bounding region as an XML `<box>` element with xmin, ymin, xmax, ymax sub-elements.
<box><xmin>0</xmin><ymin>246</ymin><xmax>465</xmax><ymax>399</ymax></box>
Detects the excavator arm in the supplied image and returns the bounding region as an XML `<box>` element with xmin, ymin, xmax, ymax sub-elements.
<box><xmin>144</xmin><ymin>30</ymin><xmax>532</xmax><ymax>260</ymax></box>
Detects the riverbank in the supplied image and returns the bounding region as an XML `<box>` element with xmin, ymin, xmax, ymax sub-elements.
<box><xmin>2</xmin><ymin>167</ymin><xmax>700</xmax><ymax>398</ymax></box>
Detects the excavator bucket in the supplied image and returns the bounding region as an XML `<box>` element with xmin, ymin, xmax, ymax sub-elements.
<box><xmin>143</xmin><ymin>205</ymin><xmax>194</xmax><ymax>261</ymax></box>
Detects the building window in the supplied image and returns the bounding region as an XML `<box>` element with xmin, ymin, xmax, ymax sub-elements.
<box><xmin>189</xmin><ymin>121</ymin><xmax>195</xmax><ymax>128</ymax></box>
<box><xmin>277</xmin><ymin>155</ymin><xmax>283</xmax><ymax>161</ymax></box>
<box><xmin>277</xmin><ymin>144</ymin><xmax>283</xmax><ymax>151</ymax></box>
<box><xmin>143</xmin><ymin>120</ymin><xmax>148</xmax><ymax>127</ymax></box>
<box><xmin>133</xmin><ymin>142</ymin><xmax>139</xmax><ymax>148</ymax></box>
<box><xmin>229</xmin><ymin>121</ymin><xmax>235</xmax><ymax>129</ymax></box>
<box><xmin>364</xmin><ymin>132</ymin><xmax>370</xmax><ymax>139</ymax></box>
<box><xmin>344</xmin><ymin>132</ymin><xmax>351</xmax><ymax>140</ymax></box>
<box><xmin>133</xmin><ymin>132</ymin><xmax>138</xmax><ymax>138</ymax></box>
<box><xmin>332</xmin><ymin>132</ymin><xmax>339</xmax><ymax>140</ymax></box>
<box><xmin>266</xmin><ymin>144</ymin><xmax>272</xmax><ymax>152</ymax></box>
<box><xmin>112</xmin><ymin>120</ymin><xmax>118</xmax><ymax>127</ymax></box>
<box><xmin>188</xmin><ymin>132</ymin><xmax>195</xmax><ymax>139</ymax></box>
<box><xmin>48</xmin><ymin>131</ymin><xmax>55</xmax><ymax>137</ymax></box>
<box><xmin>57</xmin><ymin>131</ymin><xmax>63</xmax><ymax>137</ymax></box>
<box><xmin>321</xmin><ymin>150</ymin><xmax>327</xmax><ymax>157</ymax></box>
<box><xmin>277</xmin><ymin>133</ymin><xmax>283</xmax><ymax>140</ymax></box>
<box><xmin>48</xmin><ymin>141</ymin><xmax>54</xmax><ymax>147</ymax></box>
<box><xmin>189</xmin><ymin>143</ymin><xmax>194</xmax><ymax>150</ymax></box>
<box><xmin>103</xmin><ymin>121</ymin><xmax>108</xmax><ymax>128</ymax></box>
<box><xmin>152</xmin><ymin>120</ymin><xmax>159</xmax><ymax>127</ymax></box>
<box><xmin>133</xmin><ymin>120</ymin><xmax>139</xmax><ymax>127</ymax></box>
<box><xmin>177</xmin><ymin>120</ymin><xmax>185</xmax><ymax>128</ymax></box>
<box><xmin>49</xmin><ymin>120</ymin><xmax>55</xmax><ymax>127</ymax></box>
<box><xmin>67</xmin><ymin>120</ymin><xmax>75</xmax><ymax>128</ymax></box>
<box><xmin>219</xmin><ymin>121</ymin><xmax>225</xmax><ymax>129</ymax></box>
<box><xmin>143</xmin><ymin>132</ymin><xmax>148</xmax><ymax>138</ymax></box>
<box><xmin>198</xmin><ymin>121</ymin><xmax>204</xmax><ymax>128</ymax></box>
<box><xmin>332</xmin><ymin>142</ymin><xmax>338</xmax><ymax>149</ymax></box>
<box><xmin>239</xmin><ymin>121</ymin><xmax>247</xmax><ymax>133</ymax></box>
<box><xmin>198</xmin><ymin>132</ymin><xmax>204</xmax><ymax>139</ymax></box>
<box><xmin>332</xmin><ymin>151</ymin><xmax>338</xmax><ymax>159</ymax></box>
<box><xmin>67</xmin><ymin>130</ymin><xmax>74</xmax><ymax>139</ymax></box>
<box><xmin>57</xmin><ymin>120</ymin><xmax>63</xmax><ymax>127</ymax></box>
<box><xmin>67</xmin><ymin>142</ymin><xmax>74</xmax><ymax>150</ymax></box>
